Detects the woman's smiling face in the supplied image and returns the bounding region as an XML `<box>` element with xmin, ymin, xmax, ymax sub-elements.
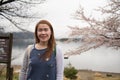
<box><xmin>37</xmin><ymin>24</ymin><xmax>51</xmax><ymax>43</ymax></box>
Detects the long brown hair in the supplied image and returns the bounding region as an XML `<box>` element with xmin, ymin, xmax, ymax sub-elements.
<box><xmin>34</xmin><ymin>20</ymin><xmax>56</xmax><ymax>60</ymax></box>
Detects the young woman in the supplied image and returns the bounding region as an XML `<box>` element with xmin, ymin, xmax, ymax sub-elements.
<box><xmin>19</xmin><ymin>20</ymin><xmax>64</xmax><ymax>80</ymax></box>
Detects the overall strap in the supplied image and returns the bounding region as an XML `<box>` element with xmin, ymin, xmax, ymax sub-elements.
<box><xmin>54</xmin><ymin>45</ymin><xmax>56</xmax><ymax>57</ymax></box>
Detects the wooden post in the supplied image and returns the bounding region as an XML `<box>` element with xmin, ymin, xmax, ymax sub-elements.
<box><xmin>9</xmin><ymin>67</ymin><xmax>13</xmax><ymax>80</ymax></box>
<box><xmin>8</xmin><ymin>33</ymin><xmax>13</xmax><ymax>80</ymax></box>
<box><xmin>0</xmin><ymin>33</ymin><xmax>13</xmax><ymax>80</ymax></box>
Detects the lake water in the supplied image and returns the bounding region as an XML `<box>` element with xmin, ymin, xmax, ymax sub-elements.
<box><xmin>11</xmin><ymin>39</ymin><xmax>120</xmax><ymax>73</ymax></box>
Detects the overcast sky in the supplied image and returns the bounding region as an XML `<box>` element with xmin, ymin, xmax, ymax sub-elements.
<box><xmin>28</xmin><ymin>0</ymin><xmax>107</xmax><ymax>38</ymax></box>
<box><xmin>3</xmin><ymin>0</ymin><xmax>107</xmax><ymax>38</ymax></box>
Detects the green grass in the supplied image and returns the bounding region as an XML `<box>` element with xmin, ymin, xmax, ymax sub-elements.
<box><xmin>0</xmin><ymin>73</ymin><xmax>19</xmax><ymax>80</ymax></box>
<box><xmin>0</xmin><ymin>68</ymin><xmax>19</xmax><ymax>80</ymax></box>
<box><xmin>13</xmin><ymin>73</ymin><xmax>19</xmax><ymax>80</ymax></box>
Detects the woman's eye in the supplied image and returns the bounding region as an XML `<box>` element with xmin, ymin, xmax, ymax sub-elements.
<box><xmin>38</xmin><ymin>28</ymin><xmax>48</xmax><ymax>32</ymax></box>
<box><xmin>44</xmin><ymin>28</ymin><xmax>48</xmax><ymax>31</ymax></box>
<box><xmin>38</xmin><ymin>29</ymin><xmax>42</xmax><ymax>32</ymax></box>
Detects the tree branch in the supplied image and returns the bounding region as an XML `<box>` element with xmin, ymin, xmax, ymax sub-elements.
<box><xmin>0</xmin><ymin>13</ymin><xmax>30</xmax><ymax>32</ymax></box>
<box><xmin>0</xmin><ymin>0</ymin><xmax>15</xmax><ymax>6</ymax></box>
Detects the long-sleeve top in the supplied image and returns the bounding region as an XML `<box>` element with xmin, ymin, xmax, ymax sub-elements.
<box><xmin>19</xmin><ymin>44</ymin><xmax>64</xmax><ymax>80</ymax></box>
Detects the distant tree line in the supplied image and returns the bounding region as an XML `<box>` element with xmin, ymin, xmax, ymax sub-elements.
<box><xmin>12</xmin><ymin>32</ymin><xmax>34</xmax><ymax>39</ymax></box>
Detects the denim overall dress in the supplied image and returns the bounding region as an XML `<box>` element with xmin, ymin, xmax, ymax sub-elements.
<box><xmin>27</xmin><ymin>46</ymin><xmax>56</xmax><ymax>80</ymax></box>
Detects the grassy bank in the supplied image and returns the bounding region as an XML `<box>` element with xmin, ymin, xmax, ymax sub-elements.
<box><xmin>1</xmin><ymin>71</ymin><xmax>120</xmax><ymax>80</ymax></box>
<box><xmin>1</xmin><ymin>65</ymin><xmax>120</xmax><ymax>80</ymax></box>
<box><xmin>0</xmin><ymin>73</ymin><xmax>19</xmax><ymax>80</ymax></box>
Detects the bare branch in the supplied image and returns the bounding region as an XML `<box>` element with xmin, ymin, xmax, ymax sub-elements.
<box><xmin>0</xmin><ymin>12</ymin><xmax>30</xmax><ymax>32</ymax></box>
<box><xmin>0</xmin><ymin>0</ymin><xmax>46</xmax><ymax>32</ymax></box>
<box><xmin>0</xmin><ymin>0</ymin><xmax>15</xmax><ymax>6</ymax></box>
